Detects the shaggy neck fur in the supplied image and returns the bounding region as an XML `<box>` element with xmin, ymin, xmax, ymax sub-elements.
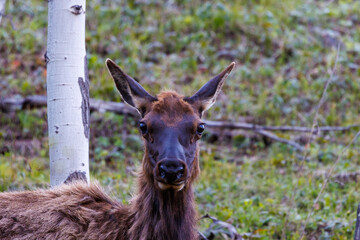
<box><xmin>126</xmin><ymin>150</ymin><xmax>199</xmax><ymax>240</ymax></box>
<box><xmin>128</xmin><ymin>176</ymin><xmax>197</xmax><ymax>240</ymax></box>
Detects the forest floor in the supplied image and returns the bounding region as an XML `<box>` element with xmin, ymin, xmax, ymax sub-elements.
<box><xmin>1</xmin><ymin>0</ymin><xmax>360</xmax><ymax>239</ymax></box>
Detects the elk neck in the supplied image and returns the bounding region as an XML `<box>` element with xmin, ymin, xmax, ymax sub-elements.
<box><xmin>126</xmin><ymin>152</ymin><xmax>199</xmax><ymax>240</ymax></box>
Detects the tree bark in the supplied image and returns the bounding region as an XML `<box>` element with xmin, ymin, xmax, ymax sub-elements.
<box><xmin>355</xmin><ymin>203</ymin><xmax>360</xmax><ymax>240</ymax></box>
<box><xmin>0</xmin><ymin>0</ymin><xmax>6</xmax><ymax>23</ymax></box>
<box><xmin>46</xmin><ymin>0</ymin><xmax>89</xmax><ymax>186</ymax></box>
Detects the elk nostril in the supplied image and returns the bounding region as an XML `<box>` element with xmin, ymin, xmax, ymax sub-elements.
<box><xmin>176</xmin><ymin>166</ymin><xmax>184</xmax><ymax>179</ymax></box>
<box><xmin>158</xmin><ymin>161</ymin><xmax>185</xmax><ymax>182</ymax></box>
<box><xmin>176</xmin><ymin>172</ymin><xmax>183</xmax><ymax>179</ymax></box>
<box><xmin>159</xmin><ymin>164</ymin><xmax>167</xmax><ymax>179</ymax></box>
<box><xmin>160</xmin><ymin>169</ymin><xmax>166</xmax><ymax>179</ymax></box>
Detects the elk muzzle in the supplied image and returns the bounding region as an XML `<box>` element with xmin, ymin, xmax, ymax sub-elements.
<box><xmin>155</xmin><ymin>159</ymin><xmax>187</xmax><ymax>191</ymax></box>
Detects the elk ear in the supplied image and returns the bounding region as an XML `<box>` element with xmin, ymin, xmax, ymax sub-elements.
<box><xmin>185</xmin><ymin>62</ymin><xmax>235</xmax><ymax>117</ymax></box>
<box><xmin>106</xmin><ymin>58</ymin><xmax>157</xmax><ymax>116</ymax></box>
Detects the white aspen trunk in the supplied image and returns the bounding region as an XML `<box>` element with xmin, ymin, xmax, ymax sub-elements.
<box><xmin>46</xmin><ymin>0</ymin><xmax>90</xmax><ymax>186</ymax></box>
<box><xmin>0</xmin><ymin>0</ymin><xmax>6</xmax><ymax>23</ymax></box>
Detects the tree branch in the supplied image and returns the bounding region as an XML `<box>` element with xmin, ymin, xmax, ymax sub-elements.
<box><xmin>204</xmin><ymin>120</ymin><xmax>359</xmax><ymax>133</ymax></box>
<box><xmin>199</xmin><ymin>214</ymin><xmax>243</xmax><ymax>240</ymax></box>
<box><xmin>1</xmin><ymin>94</ymin><xmax>358</xmax><ymax>152</ymax></box>
<box><xmin>1</xmin><ymin>95</ymin><xmax>358</xmax><ymax>132</ymax></box>
<box><xmin>0</xmin><ymin>95</ymin><xmax>139</xmax><ymax>117</ymax></box>
<box><xmin>254</xmin><ymin>130</ymin><xmax>305</xmax><ymax>152</ymax></box>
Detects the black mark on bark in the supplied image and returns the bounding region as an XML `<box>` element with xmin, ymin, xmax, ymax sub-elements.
<box><xmin>44</xmin><ymin>51</ymin><xmax>50</xmax><ymax>64</ymax></box>
<box><xmin>78</xmin><ymin>56</ymin><xmax>90</xmax><ymax>139</ymax></box>
<box><xmin>70</xmin><ymin>5</ymin><xmax>85</xmax><ymax>15</ymax></box>
<box><xmin>64</xmin><ymin>171</ymin><xmax>87</xmax><ymax>184</ymax></box>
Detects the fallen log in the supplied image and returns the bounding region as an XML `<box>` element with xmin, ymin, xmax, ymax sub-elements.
<box><xmin>1</xmin><ymin>95</ymin><xmax>359</xmax><ymax>132</ymax></box>
<box><xmin>1</xmin><ymin>95</ymin><xmax>359</xmax><ymax>151</ymax></box>
<box><xmin>0</xmin><ymin>95</ymin><xmax>138</xmax><ymax>117</ymax></box>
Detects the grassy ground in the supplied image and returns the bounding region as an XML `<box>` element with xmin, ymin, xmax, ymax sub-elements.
<box><xmin>1</xmin><ymin>0</ymin><xmax>360</xmax><ymax>239</ymax></box>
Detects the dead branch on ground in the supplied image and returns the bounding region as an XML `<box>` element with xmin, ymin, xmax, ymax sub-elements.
<box><xmin>199</xmin><ymin>214</ymin><xmax>243</xmax><ymax>240</ymax></box>
<box><xmin>1</xmin><ymin>95</ymin><xmax>359</xmax><ymax>152</ymax></box>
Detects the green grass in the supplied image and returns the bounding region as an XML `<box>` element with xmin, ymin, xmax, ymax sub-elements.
<box><xmin>1</xmin><ymin>0</ymin><xmax>360</xmax><ymax>239</ymax></box>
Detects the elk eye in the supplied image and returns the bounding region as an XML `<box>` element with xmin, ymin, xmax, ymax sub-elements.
<box><xmin>139</xmin><ymin>122</ymin><xmax>148</xmax><ymax>134</ymax></box>
<box><xmin>196</xmin><ymin>123</ymin><xmax>205</xmax><ymax>135</ymax></box>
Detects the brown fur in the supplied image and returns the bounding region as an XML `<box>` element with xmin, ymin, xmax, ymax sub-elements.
<box><xmin>152</xmin><ymin>91</ymin><xmax>195</xmax><ymax>125</ymax></box>
<box><xmin>0</xmin><ymin>183</ymin><xmax>130</xmax><ymax>240</ymax></box>
<box><xmin>0</xmin><ymin>91</ymin><xmax>200</xmax><ymax>240</ymax></box>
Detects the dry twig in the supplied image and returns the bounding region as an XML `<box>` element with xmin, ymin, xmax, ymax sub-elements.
<box><xmin>297</xmin><ymin>43</ymin><xmax>346</xmax><ymax>240</ymax></box>
<box><xmin>281</xmin><ymin>43</ymin><xmax>341</xmax><ymax>240</ymax></box>
<box><xmin>300</xmin><ymin>130</ymin><xmax>360</xmax><ymax>239</ymax></box>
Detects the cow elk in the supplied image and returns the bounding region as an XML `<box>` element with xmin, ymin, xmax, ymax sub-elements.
<box><xmin>0</xmin><ymin>59</ymin><xmax>235</xmax><ymax>240</ymax></box>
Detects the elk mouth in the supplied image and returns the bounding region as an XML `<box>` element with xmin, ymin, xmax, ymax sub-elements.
<box><xmin>154</xmin><ymin>159</ymin><xmax>188</xmax><ymax>191</ymax></box>
<box><xmin>157</xmin><ymin>180</ymin><xmax>185</xmax><ymax>191</ymax></box>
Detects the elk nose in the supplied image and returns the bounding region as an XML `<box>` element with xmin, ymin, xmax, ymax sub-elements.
<box><xmin>158</xmin><ymin>160</ymin><xmax>185</xmax><ymax>184</ymax></box>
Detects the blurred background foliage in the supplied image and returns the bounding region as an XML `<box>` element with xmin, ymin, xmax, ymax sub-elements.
<box><xmin>1</xmin><ymin>0</ymin><xmax>360</xmax><ymax>239</ymax></box>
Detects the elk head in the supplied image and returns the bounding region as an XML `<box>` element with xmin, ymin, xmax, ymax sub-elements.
<box><xmin>106</xmin><ymin>59</ymin><xmax>235</xmax><ymax>192</ymax></box>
